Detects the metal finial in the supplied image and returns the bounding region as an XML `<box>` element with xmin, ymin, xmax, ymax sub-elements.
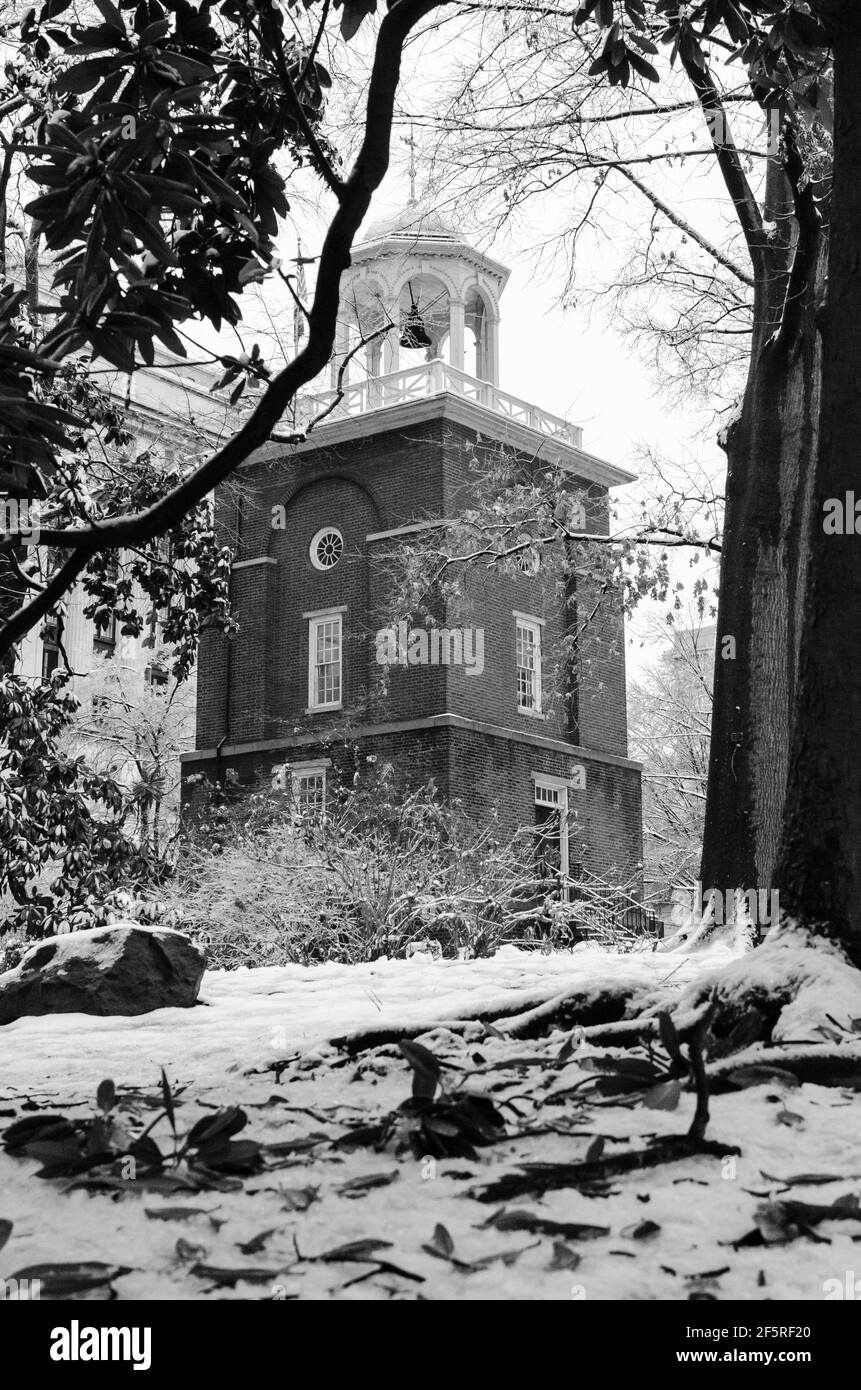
<box><xmin>402</xmin><ymin>124</ymin><xmax>417</xmax><ymax>205</ymax></box>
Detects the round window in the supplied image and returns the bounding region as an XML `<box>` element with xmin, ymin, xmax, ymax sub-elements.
<box><xmin>310</xmin><ymin>527</ymin><xmax>344</xmax><ymax>571</ymax></box>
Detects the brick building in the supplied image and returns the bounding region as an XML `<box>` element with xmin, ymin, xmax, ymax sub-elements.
<box><xmin>183</xmin><ymin>205</ymin><xmax>644</xmax><ymax>891</ymax></box>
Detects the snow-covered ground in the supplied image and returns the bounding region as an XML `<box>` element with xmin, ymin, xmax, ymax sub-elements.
<box><xmin>4</xmin><ymin>943</ymin><xmax>722</xmax><ymax>1095</ymax></box>
<box><xmin>2</xmin><ymin>941</ymin><xmax>860</xmax><ymax>1301</ymax></box>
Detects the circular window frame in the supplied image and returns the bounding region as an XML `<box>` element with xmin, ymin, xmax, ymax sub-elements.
<box><xmin>309</xmin><ymin>526</ymin><xmax>344</xmax><ymax>572</ymax></box>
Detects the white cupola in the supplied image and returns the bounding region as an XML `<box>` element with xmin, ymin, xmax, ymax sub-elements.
<box><xmin>332</xmin><ymin>201</ymin><xmax>510</xmax><ymax>390</ymax></box>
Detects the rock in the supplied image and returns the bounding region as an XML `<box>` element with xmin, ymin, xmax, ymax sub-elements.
<box><xmin>0</xmin><ymin>923</ymin><xmax>205</xmax><ymax>1026</ymax></box>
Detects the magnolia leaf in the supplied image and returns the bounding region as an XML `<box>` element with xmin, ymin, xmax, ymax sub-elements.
<box><xmin>96</xmin><ymin>1078</ymin><xmax>116</xmax><ymax>1113</ymax></box>
<box><xmin>644</xmin><ymin>1078</ymin><xmax>682</xmax><ymax>1111</ymax></box>
<box><xmin>399</xmin><ymin>1039</ymin><xmax>441</xmax><ymax>1101</ymax></box>
<box><xmin>548</xmin><ymin>1240</ymin><xmax>581</xmax><ymax>1271</ymax></box>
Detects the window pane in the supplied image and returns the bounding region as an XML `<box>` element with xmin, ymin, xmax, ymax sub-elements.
<box><xmin>312</xmin><ymin>616</ymin><xmax>342</xmax><ymax>707</ymax></box>
<box><xmin>516</xmin><ymin>622</ymin><xmax>540</xmax><ymax>710</ymax></box>
<box><xmin>294</xmin><ymin>771</ymin><xmax>325</xmax><ymax>816</ymax></box>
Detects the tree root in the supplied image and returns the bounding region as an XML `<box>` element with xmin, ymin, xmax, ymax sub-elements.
<box><xmin>473</xmin><ymin>1005</ymin><xmax>726</xmax><ymax>1203</ymax></box>
<box><xmin>316</xmin><ymin>929</ymin><xmax>861</xmax><ymax>1067</ymax></box>
<box><xmin>328</xmin><ymin>982</ymin><xmax>639</xmax><ymax>1056</ymax></box>
<box><xmin>491</xmin><ymin>984</ymin><xmax>634</xmax><ymax>1040</ymax></box>
<box><xmin>471</xmin><ymin>1135</ymin><xmax>741</xmax><ymax>1204</ymax></box>
<box><xmin>503</xmin><ymin>930</ymin><xmax>861</xmax><ymax>1054</ymax></box>
<box><xmin>706</xmin><ymin>1043</ymin><xmax>861</xmax><ymax>1092</ymax></box>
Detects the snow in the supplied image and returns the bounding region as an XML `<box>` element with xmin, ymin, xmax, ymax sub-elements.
<box><xmin>2</xmin><ymin>941</ymin><xmax>725</xmax><ymax>1096</ymax></box>
<box><xmin>3</xmin><ymin>938</ymin><xmax>860</xmax><ymax>1302</ymax></box>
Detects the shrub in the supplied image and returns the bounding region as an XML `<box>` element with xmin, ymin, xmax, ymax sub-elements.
<box><xmin>162</xmin><ymin>768</ymin><xmax>656</xmax><ymax>968</ymax></box>
<box><xmin>0</xmin><ymin>673</ymin><xmax>156</xmax><ymax>938</ymax></box>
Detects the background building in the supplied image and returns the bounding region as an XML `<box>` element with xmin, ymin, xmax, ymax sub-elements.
<box><xmin>185</xmin><ymin>207</ymin><xmax>644</xmax><ymax>892</ymax></box>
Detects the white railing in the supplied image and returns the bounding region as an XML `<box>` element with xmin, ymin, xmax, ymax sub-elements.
<box><xmin>299</xmin><ymin>359</ymin><xmax>583</xmax><ymax>449</ymax></box>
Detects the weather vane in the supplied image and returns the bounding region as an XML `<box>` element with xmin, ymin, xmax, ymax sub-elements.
<box><xmin>402</xmin><ymin>124</ymin><xmax>417</xmax><ymax>205</ymax></box>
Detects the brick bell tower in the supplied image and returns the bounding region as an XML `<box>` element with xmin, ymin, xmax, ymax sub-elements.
<box><xmin>183</xmin><ymin>202</ymin><xmax>644</xmax><ymax>892</ymax></box>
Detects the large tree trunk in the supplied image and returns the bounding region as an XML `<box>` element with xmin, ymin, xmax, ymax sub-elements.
<box><xmin>701</xmin><ymin>155</ymin><xmax>825</xmax><ymax>896</ymax></box>
<box><xmin>775</xmin><ymin>8</ymin><xmax>861</xmax><ymax>967</ymax></box>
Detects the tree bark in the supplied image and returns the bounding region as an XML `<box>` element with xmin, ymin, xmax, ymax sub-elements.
<box><xmin>775</xmin><ymin>8</ymin><xmax>861</xmax><ymax>966</ymax></box>
<box><xmin>701</xmin><ymin>136</ymin><xmax>826</xmax><ymax>896</ymax></box>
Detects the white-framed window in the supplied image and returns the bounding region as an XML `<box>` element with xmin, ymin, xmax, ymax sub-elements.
<box><xmin>308</xmin><ymin>610</ymin><xmax>343</xmax><ymax>710</ymax></box>
<box><xmin>533</xmin><ymin>775</ymin><xmax>570</xmax><ymax>891</ymax></box>
<box><xmin>271</xmin><ymin>760</ymin><xmax>328</xmax><ymax>819</ymax></box>
<box><xmin>515</xmin><ymin>614</ymin><xmax>542</xmax><ymax>714</ymax></box>
<box><xmin>534</xmin><ymin>781</ymin><xmax>563</xmax><ymax>810</ymax></box>
<box><xmin>309</xmin><ymin>527</ymin><xmax>344</xmax><ymax>571</ymax></box>
<box><xmin>295</xmin><ymin>769</ymin><xmax>326</xmax><ymax>816</ymax></box>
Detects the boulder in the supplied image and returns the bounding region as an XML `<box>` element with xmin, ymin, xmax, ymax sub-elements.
<box><xmin>0</xmin><ymin>923</ymin><xmax>205</xmax><ymax>1026</ymax></box>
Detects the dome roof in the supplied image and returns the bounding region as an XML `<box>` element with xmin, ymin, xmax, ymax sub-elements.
<box><xmin>358</xmin><ymin>201</ymin><xmax>460</xmax><ymax>246</ymax></box>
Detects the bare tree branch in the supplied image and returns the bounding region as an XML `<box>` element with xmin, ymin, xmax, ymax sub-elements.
<box><xmin>614</xmin><ymin>164</ymin><xmax>755</xmax><ymax>288</ymax></box>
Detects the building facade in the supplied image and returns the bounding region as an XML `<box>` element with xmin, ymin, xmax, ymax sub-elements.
<box><xmin>184</xmin><ymin>207</ymin><xmax>644</xmax><ymax>891</ymax></box>
<box><xmin>16</xmin><ymin>353</ymin><xmax>233</xmax><ymax>688</ymax></box>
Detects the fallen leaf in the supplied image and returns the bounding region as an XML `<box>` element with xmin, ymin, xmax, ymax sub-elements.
<box><xmin>144</xmin><ymin>1206</ymin><xmax>213</xmax><ymax>1221</ymax></box>
<box><xmin>622</xmin><ymin>1219</ymin><xmax>661</xmax><ymax>1240</ymax></box>
<box><xmin>470</xmin><ymin>1242</ymin><xmax>538</xmax><ymax>1270</ymax></box>
<box><xmin>643</xmin><ymin>1079</ymin><xmax>682</xmax><ymax>1112</ymax></box>
<box><xmin>2</xmin><ymin>1115</ymin><xmax>75</xmax><ymax>1152</ymax></box>
<box><xmin>488</xmin><ymin>1209</ymin><xmax>608</xmax><ymax>1240</ymax></box>
<box><xmin>776</xmin><ymin>1109</ymin><xmax>805</xmax><ymax>1130</ymax></box>
<box><xmin>175</xmin><ymin>1237</ymin><xmax>207</xmax><ymax>1262</ymax></box>
<box><xmin>265</xmin><ymin>1137</ymin><xmax>327</xmax><ymax>1158</ymax></box>
<box><xmin>96</xmin><ymin>1079</ymin><xmax>116</xmax><ymax>1113</ymax></box>
<box><xmin>238</xmin><ymin>1228</ymin><xmax>279</xmax><ymax>1255</ymax></box>
<box><xmin>9</xmin><ymin>1262</ymin><xmax>132</xmax><ymax>1298</ymax></box>
<box><xmin>318</xmin><ymin>1239</ymin><xmax>393</xmax><ymax>1263</ymax></box>
<box><xmin>482</xmin><ymin>1022</ymin><xmax>506</xmax><ymax>1039</ymax></box>
<box><xmin>753</xmin><ymin>1202</ymin><xmax>802</xmax><ymax>1244</ymax></box>
<box><xmin>812</xmin><ymin>1025</ymin><xmax>846</xmax><ymax>1044</ymax></box>
<box><xmin>337</xmin><ymin>1171</ymin><xmax>399</xmax><ymax>1196</ymax></box>
<box><xmin>190</xmin><ymin>1263</ymin><xmax>277</xmax><ymax>1287</ymax></box>
<box><xmin>399</xmin><ymin>1040</ymin><xmax>441</xmax><ymax>1101</ymax></box>
<box><xmin>830</xmin><ymin>1192</ymin><xmax>860</xmax><ymax>1212</ymax></box>
<box><xmin>280</xmin><ymin>1186</ymin><xmax>318</xmax><ymax>1212</ymax></box>
<box><xmin>760</xmin><ymin>1172</ymin><xmax>845</xmax><ymax>1187</ymax></box>
<box><xmin>548</xmin><ymin>1240</ymin><xmax>581</xmax><ymax>1271</ymax></box>
<box><xmin>727</xmin><ymin>1065</ymin><xmax>800</xmax><ymax>1090</ymax></box>
<box><xmin>424</xmin><ymin>1223</ymin><xmax>455</xmax><ymax>1259</ymax></box>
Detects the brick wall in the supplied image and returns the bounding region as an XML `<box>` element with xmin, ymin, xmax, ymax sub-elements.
<box><xmin>189</xmin><ymin>406</ymin><xmax>641</xmax><ymax>885</ymax></box>
<box><xmin>183</xmin><ymin>721</ymin><xmax>642</xmax><ymax>889</ymax></box>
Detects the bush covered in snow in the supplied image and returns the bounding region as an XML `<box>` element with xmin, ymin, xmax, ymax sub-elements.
<box><xmin>163</xmin><ymin>769</ymin><xmax>656</xmax><ymax>968</ymax></box>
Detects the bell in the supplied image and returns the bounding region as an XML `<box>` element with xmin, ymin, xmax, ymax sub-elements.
<box><xmin>399</xmin><ymin>295</ymin><xmax>432</xmax><ymax>350</ymax></box>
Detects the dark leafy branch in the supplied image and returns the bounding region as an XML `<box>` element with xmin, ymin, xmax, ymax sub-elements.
<box><xmin>0</xmin><ymin>0</ymin><xmax>451</xmax><ymax>662</ymax></box>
